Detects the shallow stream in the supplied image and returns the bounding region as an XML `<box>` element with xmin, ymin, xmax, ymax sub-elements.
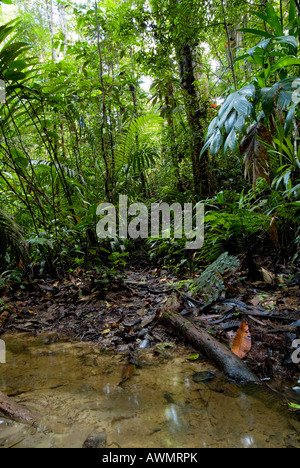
<box><xmin>0</xmin><ymin>333</ymin><xmax>299</xmax><ymax>448</ymax></box>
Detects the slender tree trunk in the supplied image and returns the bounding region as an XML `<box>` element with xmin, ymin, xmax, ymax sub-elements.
<box><xmin>176</xmin><ymin>44</ymin><xmax>212</xmax><ymax>197</ymax></box>
<box><xmin>58</xmin><ymin>2</ymin><xmax>68</xmax><ymax>56</ymax></box>
<box><xmin>59</xmin><ymin>115</ymin><xmax>67</xmax><ymax>161</ymax></box>
<box><xmin>94</xmin><ymin>0</ymin><xmax>113</xmax><ymax>202</ymax></box>
<box><xmin>45</xmin><ymin>0</ymin><xmax>57</xmax><ymax>61</ymax></box>
<box><xmin>164</xmin><ymin>79</ymin><xmax>183</xmax><ymax>191</ymax></box>
<box><xmin>221</xmin><ymin>0</ymin><xmax>238</xmax><ymax>92</ymax></box>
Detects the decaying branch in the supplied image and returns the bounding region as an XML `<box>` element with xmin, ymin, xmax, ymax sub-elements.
<box><xmin>160</xmin><ymin>295</ymin><xmax>259</xmax><ymax>384</ymax></box>
<box><xmin>0</xmin><ymin>391</ymin><xmax>37</xmax><ymax>426</ymax></box>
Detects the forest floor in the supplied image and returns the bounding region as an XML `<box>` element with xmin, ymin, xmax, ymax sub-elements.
<box><xmin>0</xmin><ymin>260</ymin><xmax>299</xmax><ymax>385</ymax></box>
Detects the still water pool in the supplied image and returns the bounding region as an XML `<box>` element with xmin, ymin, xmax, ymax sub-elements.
<box><xmin>0</xmin><ymin>333</ymin><xmax>299</xmax><ymax>448</ymax></box>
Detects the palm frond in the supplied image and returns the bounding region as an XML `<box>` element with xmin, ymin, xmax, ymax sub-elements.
<box><xmin>114</xmin><ymin>114</ymin><xmax>164</xmax><ymax>172</ymax></box>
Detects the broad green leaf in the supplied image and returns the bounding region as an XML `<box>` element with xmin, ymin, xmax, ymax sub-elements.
<box><xmin>224</xmin><ymin>112</ymin><xmax>236</xmax><ymax>134</ymax></box>
<box><xmin>262</xmin><ymin>84</ymin><xmax>280</xmax><ymax>117</ymax></box>
<box><xmin>238</xmin><ymin>84</ymin><xmax>256</xmax><ymax>97</ymax></box>
<box><xmin>247</xmin><ymin>39</ymin><xmax>271</xmax><ymax>58</ymax></box>
<box><xmin>3</xmin><ymin>70</ymin><xmax>26</xmax><ymax>81</ymax></box>
<box><xmin>276</xmin><ymin>36</ymin><xmax>298</xmax><ymax>51</ymax></box>
<box><xmin>209</xmin><ymin>129</ymin><xmax>223</xmax><ymax>156</ymax></box>
<box><xmin>224</xmin><ymin>128</ymin><xmax>238</xmax><ymax>153</ymax></box>
<box><xmin>10</xmin><ymin>149</ymin><xmax>29</xmax><ymax>169</ymax></box>
<box><xmin>289</xmin><ymin>0</ymin><xmax>296</xmax><ymax>23</ymax></box>
<box><xmin>284</xmin><ymin>104</ymin><xmax>296</xmax><ymax>136</ymax></box>
<box><xmin>239</xmin><ymin>28</ymin><xmax>274</xmax><ymax>39</ymax></box>
<box><xmin>206</xmin><ymin>116</ymin><xmax>219</xmax><ymax>137</ymax></box>
<box><xmin>235</xmin><ymin>115</ymin><xmax>246</xmax><ymax>132</ymax></box>
<box><xmin>249</xmin><ymin>10</ymin><xmax>268</xmax><ymax>23</ymax></box>
<box><xmin>265</xmin><ymin>3</ymin><xmax>284</xmax><ymax>36</ymax></box>
<box><xmin>272</xmin><ymin>57</ymin><xmax>300</xmax><ymax>70</ymax></box>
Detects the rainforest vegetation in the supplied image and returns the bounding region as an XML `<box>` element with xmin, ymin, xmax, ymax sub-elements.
<box><xmin>0</xmin><ymin>0</ymin><xmax>299</xmax><ymax>278</ymax></box>
<box><xmin>0</xmin><ymin>0</ymin><xmax>299</xmax><ymax>396</ymax></box>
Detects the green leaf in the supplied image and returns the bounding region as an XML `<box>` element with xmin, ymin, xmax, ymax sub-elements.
<box><xmin>115</xmin><ymin>114</ymin><xmax>163</xmax><ymax>171</ymax></box>
<box><xmin>239</xmin><ymin>28</ymin><xmax>274</xmax><ymax>39</ymax></box>
<box><xmin>247</xmin><ymin>39</ymin><xmax>271</xmax><ymax>58</ymax></box>
<box><xmin>224</xmin><ymin>128</ymin><xmax>238</xmax><ymax>153</ymax></box>
<box><xmin>235</xmin><ymin>115</ymin><xmax>246</xmax><ymax>132</ymax></box>
<box><xmin>1</xmin><ymin>0</ymin><xmax>13</xmax><ymax>4</ymax></box>
<box><xmin>249</xmin><ymin>10</ymin><xmax>268</xmax><ymax>23</ymax></box>
<box><xmin>210</xmin><ymin>129</ymin><xmax>223</xmax><ymax>156</ymax></box>
<box><xmin>27</xmin><ymin>237</ymin><xmax>52</xmax><ymax>247</ymax></box>
<box><xmin>10</xmin><ymin>149</ymin><xmax>29</xmax><ymax>169</ymax></box>
<box><xmin>224</xmin><ymin>112</ymin><xmax>236</xmax><ymax>134</ymax></box>
<box><xmin>276</xmin><ymin>36</ymin><xmax>298</xmax><ymax>51</ymax></box>
<box><xmin>262</xmin><ymin>84</ymin><xmax>280</xmax><ymax>118</ymax></box>
<box><xmin>285</xmin><ymin>104</ymin><xmax>296</xmax><ymax>135</ymax></box>
<box><xmin>206</xmin><ymin>116</ymin><xmax>219</xmax><ymax>137</ymax></box>
<box><xmin>289</xmin><ymin>0</ymin><xmax>296</xmax><ymax>23</ymax></box>
<box><xmin>272</xmin><ymin>57</ymin><xmax>300</xmax><ymax>70</ymax></box>
<box><xmin>187</xmin><ymin>354</ymin><xmax>200</xmax><ymax>361</ymax></box>
<box><xmin>288</xmin><ymin>401</ymin><xmax>300</xmax><ymax>410</ymax></box>
<box><xmin>265</xmin><ymin>3</ymin><xmax>284</xmax><ymax>36</ymax></box>
<box><xmin>3</xmin><ymin>70</ymin><xmax>26</xmax><ymax>81</ymax></box>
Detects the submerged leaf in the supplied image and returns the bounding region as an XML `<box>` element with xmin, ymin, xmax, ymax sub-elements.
<box><xmin>121</xmin><ymin>363</ymin><xmax>135</xmax><ymax>383</ymax></box>
<box><xmin>192</xmin><ymin>371</ymin><xmax>216</xmax><ymax>383</ymax></box>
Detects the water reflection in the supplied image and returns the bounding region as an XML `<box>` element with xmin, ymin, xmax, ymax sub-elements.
<box><xmin>165</xmin><ymin>404</ymin><xmax>181</xmax><ymax>429</ymax></box>
<box><xmin>241</xmin><ymin>435</ymin><xmax>255</xmax><ymax>448</ymax></box>
<box><xmin>0</xmin><ymin>333</ymin><xmax>298</xmax><ymax>448</ymax></box>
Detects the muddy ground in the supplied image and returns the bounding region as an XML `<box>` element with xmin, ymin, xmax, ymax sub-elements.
<box><xmin>0</xmin><ymin>261</ymin><xmax>299</xmax><ymax>387</ymax></box>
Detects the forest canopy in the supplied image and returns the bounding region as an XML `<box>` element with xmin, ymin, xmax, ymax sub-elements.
<box><xmin>0</xmin><ymin>0</ymin><xmax>299</xmax><ymax>279</ymax></box>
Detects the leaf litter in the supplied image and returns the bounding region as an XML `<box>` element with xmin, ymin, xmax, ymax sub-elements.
<box><xmin>0</xmin><ymin>261</ymin><xmax>299</xmax><ymax>384</ymax></box>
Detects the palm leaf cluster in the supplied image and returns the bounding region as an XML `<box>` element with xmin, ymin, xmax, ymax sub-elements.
<box><xmin>114</xmin><ymin>114</ymin><xmax>164</xmax><ymax>173</ymax></box>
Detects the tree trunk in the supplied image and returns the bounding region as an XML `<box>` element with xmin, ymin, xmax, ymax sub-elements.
<box><xmin>176</xmin><ymin>44</ymin><xmax>212</xmax><ymax>197</ymax></box>
<box><xmin>95</xmin><ymin>0</ymin><xmax>113</xmax><ymax>202</ymax></box>
<box><xmin>164</xmin><ymin>78</ymin><xmax>183</xmax><ymax>191</ymax></box>
<box><xmin>58</xmin><ymin>2</ymin><xmax>68</xmax><ymax>56</ymax></box>
<box><xmin>45</xmin><ymin>0</ymin><xmax>57</xmax><ymax>61</ymax></box>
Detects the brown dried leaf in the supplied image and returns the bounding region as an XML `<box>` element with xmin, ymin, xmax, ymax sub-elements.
<box><xmin>240</xmin><ymin>124</ymin><xmax>258</xmax><ymax>156</ymax></box>
<box><xmin>254</xmin><ymin>139</ymin><xmax>269</xmax><ymax>165</ymax></box>
<box><xmin>257</xmin><ymin>123</ymin><xmax>273</xmax><ymax>145</ymax></box>
<box><xmin>253</xmin><ymin>159</ymin><xmax>270</xmax><ymax>188</ymax></box>
<box><xmin>261</xmin><ymin>267</ymin><xmax>276</xmax><ymax>284</ymax></box>
<box><xmin>231</xmin><ymin>322</ymin><xmax>252</xmax><ymax>359</ymax></box>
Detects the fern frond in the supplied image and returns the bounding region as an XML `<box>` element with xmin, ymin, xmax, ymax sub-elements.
<box><xmin>115</xmin><ymin>114</ymin><xmax>164</xmax><ymax>171</ymax></box>
<box><xmin>0</xmin><ymin>209</ymin><xmax>28</xmax><ymax>261</ymax></box>
<box><xmin>192</xmin><ymin>252</ymin><xmax>240</xmax><ymax>303</ymax></box>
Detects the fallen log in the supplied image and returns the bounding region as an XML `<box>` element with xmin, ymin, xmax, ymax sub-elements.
<box><xmin>0</xmin><ymin>391</ymin><xmax>37</xmax><ymax>426</ymax></box>
<box><xmin>161</xmin><ymin>296</ymin><xmax>259</xmax><ymax>384</ymax></box>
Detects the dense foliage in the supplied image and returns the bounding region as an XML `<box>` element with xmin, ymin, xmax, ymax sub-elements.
<box><xmin>0</xmin><ymin>0</ymin><xmax>299</xmax><ymax>282</ymax></box>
